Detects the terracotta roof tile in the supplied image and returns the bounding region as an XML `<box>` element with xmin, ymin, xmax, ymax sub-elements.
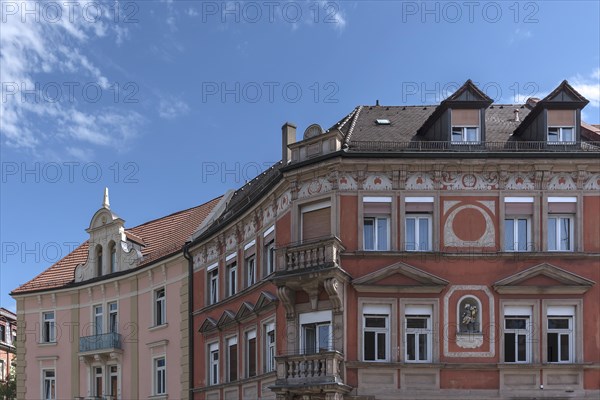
<box><xmin>11</xmin><ymin>196</ymin><xmax>222</xmax><ymax>295</ymax></box>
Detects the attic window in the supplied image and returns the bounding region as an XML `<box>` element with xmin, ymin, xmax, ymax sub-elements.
<box><xmin>376</xmin><ymin>119</ymin><xmax>391</xmax><ymax>125</ymax></box>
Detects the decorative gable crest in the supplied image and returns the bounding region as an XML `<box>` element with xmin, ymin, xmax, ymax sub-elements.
<box><xmin>352</xmin><ymin>261</ymin><xmax>449</xmax><ymax>293</ymax></box>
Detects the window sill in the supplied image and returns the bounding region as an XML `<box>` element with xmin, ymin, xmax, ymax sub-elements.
<box><xmin>149</xmin><ymin>323</ymin><xmax>168</xmax><ymax>332</ymax></box>
<box><xmin>38</xmin><ymin>341</ymin><xmax>57</xmax><ymax>346</ymax></box>
<box><xmin>148</xmin><ymin>395</ymin><xmax>168</xmax><ymax>400</ymax></box>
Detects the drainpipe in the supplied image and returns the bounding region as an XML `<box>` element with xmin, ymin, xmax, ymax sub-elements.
<box><xmin>183</xmin><ymin>242</ymin><xmax>194</xmax><ymax>400</ymax></box>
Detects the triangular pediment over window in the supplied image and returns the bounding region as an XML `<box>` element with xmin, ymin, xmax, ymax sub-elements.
<box><xmin>493</xmin><ymin>263</ymin><xmax>595</xmax><ymax>294</ymax></box>
<box><xmin>235</xmin><ymin>302</ymin><xmax>255</xmax><ymax>321</ymax></box>
<box><xmin>216</xmin><ymin>310</ymin><xmax>236</xmax><ymax>328</ymax></box>
<box><xmin>199</xmin><ymin>317</ymin><xmax>217</xmax><ymax>334</ymax></box>
<box><xmin>254</xmin><ymin>291</ymin><xmax>278</xmax><ymax>311</ymax></box>
<box><xmin>352</xmin><ymin>262</ymin><xmax>449</xmax><ymax>293</ymax></box>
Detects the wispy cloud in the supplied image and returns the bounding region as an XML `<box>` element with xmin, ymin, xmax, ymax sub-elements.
<box><xmin>159</xmin><ymin>97</ymin><xmax>190</xmax><ymax>119</ymax></box>
<box><xmin>571</xmin><ymin>69</ymin><xmax>600</xmax><ymax>108</ymax></box>
<box><xmin>508</xmin><ymin>28</ymin><xmax>533</xmax><ymax>45</ymax></box>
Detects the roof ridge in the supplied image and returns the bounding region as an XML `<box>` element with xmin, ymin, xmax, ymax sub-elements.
<box><xmin>343</xmin><ymin>105</ymin><xmax>363</xmax><ymax>147</ymax></box>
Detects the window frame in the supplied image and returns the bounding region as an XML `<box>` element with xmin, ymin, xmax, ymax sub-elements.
<box><xmin>451</xmin><ymin>126</ymin><xmax>480</xmax><ymax>144</ymax></box>
<box><xmin>404</xmin><ymin>214</ymin><xmax>432</xmax><ymax>251</ymax></box>
<box><xmin>546</xmin><ymin>315</ymin><xmax>574</xmax><ymax>363</ymax></box>
<box><xmin>227</xmin><ymin>262</ymin><xmax>237</xmax><ymax>297</ymax></box>
<box><xmin>154</xmin><ymin>287</ymin><xmax>166</xmax><ymax>326</ymax></box>
<box><xmin>503</xmin><ymin>314</ymin><xmax>532</xmax><ymax>364</ymax></box>
<box><xmin>41</xmin><ymin>311</ymin><xmax>56</xmax><ymax>343</ymax></box>
<box><xmin>363</xmin><ymin>216</ymin><xmax>391</xmax><ymax>251</ymax></box>
<box><xmin>404</xmin><ymin>312</ymin><xmax>433</xmax><ymax>363</ymax></box>
<box><xmin>208</xmin><ymin>342</ymin><xmax>219</xmax><ymax>385</ymax></box>
<box><xmin>264</xmin><ymin>239</ymin><xmax>276</xmax><ymax>276</ymax></box>
<box><xmin>504</xmin><ymin>216</ymin><xmax>531</xmax><ymax>252</ymax></box>
<box><xmin>208</xmin><ymin>268</ymin><xmax>219</xmax><ymax>305</ymax></box>
<box><xmin>362</xmin><ymin>313</ymin><xmax>390</xmax><ymax>362</ymax></box>
<box><xmin>547</xmin><ymin>126</ymin><xmax>575</xmax><ymax>144</ymax></box>
<box><xmin>226</xmin><ymin>336</ymin><xmax>238</xmax><ymax>382</ymax></box>
<box><xmin>299</xmin><ymin>310</ymin><xmax>333</xmax><ymax>355</ymax></box>
<box><xmin>547</xmin><ymin>215</ymin><xmax>574</xmax><ymax>251</ymax></box>
<box><xmin>108</xmin><ymin>301</ymin><xmax>118</xmax><ymax>334</ymax></box>
<box><xmin>42</xmin><ymin>369</ymin><xmax>56</xmax><ymax>400</ymax></box>
<box><xmin>263</xmin><ymin>321</ymin><xmax>276</xmax><ymax>373</ymax></box>
<box><xmin>245</xmin><ymin>329</ymin><xmax>257</xmax><ymax>378</ymax></box>
<box><xmin>246</xmin><ymin>256</ymin><xmax>256</xmax><ymax>287</ymax></box>
<box><xmin>153</xmin><ymin>356</ymin><xmax>166</xmax><ymax>395</ymax></box>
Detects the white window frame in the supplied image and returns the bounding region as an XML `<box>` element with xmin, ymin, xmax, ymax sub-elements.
<box><xmin>264</xmin><ymin>322</ymin><xmax>276</xmax><ymax>373</ymax></box>
<box><xmin>245</xmin><ymin>330</ymin><xmax>257</xmax><ymax>378</ymax></box>
<box><xmin>546</xmin><ymin>308</ymin><xmax>574</xmax><ymax>364</ymax></box>
<box><xmin>246</xmin><ymin>256</ymin><xmax>256</xmax><ymax>287</ymax></box>
<box><xmin>503</xmin><ymin>306</ymin><xmax>532</xmax><ymax>363</ymax></box>
<box><xmin>0</xmin><ymin>324</ymin><xmax>5</xmax><ymax>343</ymax></box>
<box><xmin>108</xmin><ymin>364</ymin><xmax>119</xmax><ymax>398</ymax></box>
<box><xmin>153</xmin><ymin>356</ymin><xmax>166</xmax><ymax>395</ymax></box>
<box><xmin>209</xmin><ymin>269</ymin><xmax>219</xmax><ymax>305</ymax></box>
<box><xmin>547</xmin><ymin>126</ymin><xmax>575</xmax><ymax>143</ymax></box>
<box><xmin>299</xmin><ymin>311</ymin><xmax>333</xmax><ymax>355</ymax></box>
<box><xmin>227</xmin><ymin>262</ymin><xmax>237</xmax><ymax>296</ymax></box>
<box><xmin>208</xmin><ymin>342</ymin><xmax>219</xmax><ymax>385</ymax></box>
<box><xmin>404</xmin><ymin>305</ymin><xmax>433</xmax><ymax>363</ymax></box>
<box><xmin>93</xmin><ymin>365</ymin><xmax>104</xmax><ymax>398</ymax></box>
<box><xmin>363</xmin><ymin>216</ymin><xmax>391</xmax><ymax>251</ymax></box>
<box><xmin>265</xmin><ymin>240</ymin><xmax>276</xmax><ymax>275</ymax></box>
<box><xmin>362</xmin><ymin>310</ymin><xmax>390</xmax><ymax>362</ymax></box>
<box><xmin>41</xmin><ymin>311</ymin><xmax>56</xmax><ymax>343</ymax></box>
<box><xmin>154</xmin><ymin>287</ymin><xmax>166</xmax><ymax>326</ymax></box>
<box><xmin>42</xmin><ymin>369</ymin><xmax>56</xmax><ymax>400</ymax></box>
<box><xmin>504</xmin><ymin>217</ymin><xmax>531</xmax><ymax>252</ymax></box>
<box><xmin>405</xmin><ymin>214</ymin><xmax>432</xmax><ymax>251</ymax></box>
<box><xmin>451</xmin><ymin>126</ymin><xmax>480</xmax><ymax>144</ymax></box>
<box><xmin>93</xmin><ymin>304</ymin><xmax>103</xmax><ymax>336</ymax></box>
<box><xmin>108</xmin><ymin>301</ymin><xmax>118</xmax><ymax>334</ymax></box>
<box><xmin>547</xmin><ymin>215</ymin><xmax>574</xmax><ymax>251</ymax></box>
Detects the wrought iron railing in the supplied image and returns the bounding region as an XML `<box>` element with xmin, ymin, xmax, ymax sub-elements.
<box><xmin>349</xmin><ymin>141</ymin><xmax>599</xmax><ymax>153</ymax></box>
<box><xmin>79</xmin><ymin>332</ymin><xmax>122</xmax><ymax>353</ymax></box>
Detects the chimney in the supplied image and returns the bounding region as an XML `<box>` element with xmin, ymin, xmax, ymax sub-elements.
<box><xmin>513</xmin><ymin>109</ymin><xmax>520</xmax><ymax>122</ymax></box>
<box><xmin>376</xmin><ymin>100</ymin><xmax>380</xmax><ymax>106</ymax></box>
<box><xmin>526</xmin><ymin>97</ymin><xmax>540</xmax><ymax>109</ymax></box>
<box><xmin>281</xmin><ymin>122</ymin><xmax>296</xmax><ymax>164</ymax></box>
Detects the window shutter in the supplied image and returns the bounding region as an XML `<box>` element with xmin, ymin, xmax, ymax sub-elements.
<box><xmin>452</xmin><ymin>109</ymin><xmax>479</xmax><ymax>126</ymax></box>
<box><xmin>548</xmin><ymin>203</ymin><xmax>576</xmax><ymax>213</ymax></box>
<box><xmin>302</xmin><ymin>207</ymin><xmax>331</xmax><ymax>241</ymax></box>
<box><xmin>547</xmin><ymin>110</ymin><xmax>575</xmax><ymax>126</ymax></box>
<box><xmin>505</xmin><ymin>203</ymin><xmax>534</xmax><ymax>214</ymax></box>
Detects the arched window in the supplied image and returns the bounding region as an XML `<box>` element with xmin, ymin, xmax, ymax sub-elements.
<box><xmin>458</xmin><ymin>296</ymin><xmax>481</xmax><ymax>333</ymax></box>
<box><xmin>109</xmin><ymin>242</ymin><xmax>117</xmax><ymax>273</ymax></box>
<box><xmin>96</xmin><ymin>245</ymin><xmax>103</xmax><ymax>277</ymax></box>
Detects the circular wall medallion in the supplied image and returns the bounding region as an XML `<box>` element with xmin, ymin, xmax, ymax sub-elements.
<box><xmin>462</xmin><ymin>174</ymin><xmax>477</xmax><ymax>188</ymax></box>
<box><xmin>452</xmin><ymin>208</ymin><xmax>486</xmax><ymax>241</ymax></box>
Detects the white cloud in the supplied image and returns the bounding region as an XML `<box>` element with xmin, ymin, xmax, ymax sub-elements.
<box><xmin>570</xmin><ymin>70</ymin><xmax>600</xmax><ymax>108</ymax></box>
<box><xmin>187</xmin><ymin>8</ymin><xmax>199</xmax><ymax>17</ymax></box>
<box><xmin>159</xmin><ymin>97</ymin><xmax>190</xmax><ymax>119</ymax></box>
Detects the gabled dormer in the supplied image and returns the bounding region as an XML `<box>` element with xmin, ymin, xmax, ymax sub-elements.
<box><xmin>74</xmin><ymin>188</ymin><xmax>143</xmax><ymax>283</ymax></box>
<box><xmin>513</xmin><ymin>80</ymin><xmax>589</xmax><ymax>143</ymax></box>
<box><xmin>417</xmin><ymin>79</ymin><xmax>493</xmax><ymax>144</ymax></box>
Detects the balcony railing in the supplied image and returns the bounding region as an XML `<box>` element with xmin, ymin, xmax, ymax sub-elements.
<box><xmin>79</xmin><ymin>332</ymin><xmax>122</xmax><ymax>353</ymax></box>
<box><xmin>277</xmin><ymin>237</ymin><xmax>345</xmax><ymax>272</ymax></box>
<box><xmin>275</xmin><ymin>351</ymin><xmax>345</xmax><ymax>386</ymax></box>
<box><xmin>349</xmin><ymin>140</ymin><xmax>599</xmax><ymax>153</ymax></box>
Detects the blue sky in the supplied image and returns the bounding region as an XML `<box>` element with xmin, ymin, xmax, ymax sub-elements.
<box><xmin>1</xmin><ymin>0</ymin><xmax>599</xmax><ymax>310</ymax></box>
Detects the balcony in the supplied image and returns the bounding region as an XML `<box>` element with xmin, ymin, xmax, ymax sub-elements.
<box><xmin>278</xmin><ymin>236</ymin><xmax>345</xmax><ymax>273</ymax></box>
<box><xmin>272</xmin><ymin>351</ymin><xmax>350</xmax><ymax>394</ymax></box>
<box><xmin>78</xmin><ymin>332</ymin><xmax>122</xmax><ymax>361</ymax></box>
<box><xmin>348</xmin><ymin>140</ymin><xmax>599</xmax><ymax>153</ymax></box>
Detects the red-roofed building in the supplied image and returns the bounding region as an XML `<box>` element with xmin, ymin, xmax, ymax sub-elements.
<box><xmin>0</xmin><ymin>307</ymin><xmax>17</xmax><ymax>385</ymax></box>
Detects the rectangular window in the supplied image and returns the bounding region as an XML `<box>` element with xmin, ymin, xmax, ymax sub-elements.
<box><xmin>264</xmin><ymin>323</ymin><xmax>276</xmax><ymax>373</ymax></box>
<box><xmin>302</xmin><ymin>323</ymin><xmax>332</xmax><ymax>354</ymax></box>
<box><xmin>405</xmin><ymin>306</ymin><xmax>432</xmax><ymax>363</ymax></box>
<box><xmin>94</xmin><ymin>305</ymin><xmax>103</xmax><ymax>335</ymax></box>
<box><xmin>209</xmin><ymin>269</ymin><xmax>219</xmax><ymax>305</ymax></box>
<box><xmin>227</xmin><ymin>337</ymin><xmax>238</xmax><ymax>382</ymax></box>
<box><xmin>363</xmin><ymin>217</ymin><xmax>390</xmax><ymax>251</ymax></box>
<box><xmin>108</xmin><ymin>302</ymin><xmax>118</xmax><ymax>333</ymax></box>
<box><xmin>209</xmin><ymin>343</ymin><xmax>219</xmax><ymax>385</ymax></box>
<box><xmin>0</xmin><ymin>325</ymin><xmax>5</xmax><ymax>343</ymax></box>
<box><xmin>547</xmin><ymin>311</ymin><xmax>574</xmax><ymax>363</ymax></box>
<box><xmin>154</xmin><ymin>357</ymin><xmax>166</xmax><ymax>395</ymax></box>
<box><xmin>363</xmin><ymin>306</ymin><xmax>390</xmax><ymax>362</ymax></box>
<box><xmin>109</xmin><ymin>365</ymin><xmax>118</xmax><ymax>397</ymax></box>
<box><xmin>265</xmin><ymin>240</ymin><xmax>276</xmax><ymax>275</ymax></box>
<box><xmin>548</xmin><ymin>127</ymin><xmax>574</xmax><ymax>143</ymax></box>
<box><xmin>504</xmin><ymin>310</ymin><xmax>531</xmax><ymax>363</ymax></box>
<box><xmin>227</xmin><ymin>262</ymin><xmax>237</xmax><ymax>296</ymax></box>
<box><xmin>94</xmin><ymin>366</ymin><xmax>103</xmax><ymax>397</ymax></box>
<box><xmin>451</xmin><ymin>126</ymin><xmax>480</xmax><ymax>143</ymax></box>
<box><xmin>43</xmin><ymin>369</ymin><xmax>56</xmax><ymax>400</ymax></box>
<box><xmin>405</xmin><ymin>215</ymin><xmax>432</xmax><ymax>251</ymax></box>
<box><xmin>42</xmin><ymin>311</ymin><xmax>56</xmax><ymax>343</ymax></box>
<box><xmin>246</xmin><ymin>330</ymin><xmax>257</xmax><ymax>378</ymax></box>
<box><xmin>246</xmin><ymin>256</ymin><xmax>256</xmax><ymax>287</ymax></box>
<box><xmin>301</xmin><ymin>202</ymin><xmax>331</xmax><ymax>242</ymax></box>
<box><xmin>0</xmin><ymin>360</ymin><xmax>4</xmax><ymax>380</ymax></box>
<box><xmin>548</xmin><ymin>216</ymin><xmax>573</xmax><ymax>251</ymax></box>
<box><xmin>154</xmin><ymin>288</ymin><xmax>166</xmax><ymax>326</ymax></box>
<box><xmin>504</xmin><ymin>218</ymin><xmax>530</xmax><ymax>251</ymax></box>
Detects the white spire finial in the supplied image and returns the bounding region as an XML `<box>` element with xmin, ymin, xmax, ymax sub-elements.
<box><xmin>103</xmin><ymin>187</ymin><xmax>110</xmax><ymax>209</ymax></box>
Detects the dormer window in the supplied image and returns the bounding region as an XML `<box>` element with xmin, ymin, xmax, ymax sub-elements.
<box><xmin>451</xmin><ymin>109</ymin><xmax>480</xmax><ymax>144</ymax></box>
<box><xmin>547</xmin><ymin>109</ymin><xmax>575</xmax><ymax>143</ymax></box>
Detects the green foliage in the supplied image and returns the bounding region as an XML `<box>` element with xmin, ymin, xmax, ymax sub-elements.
<box><xmin>0</xmin><ymin>356</ymin><xmax>16</xmax><ymax>400</ymax></box>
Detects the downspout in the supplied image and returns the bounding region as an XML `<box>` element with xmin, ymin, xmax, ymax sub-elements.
<box><xmin>183</xmin><ymin>242</ymin><xmax>194</xmax><ymax>400</ymax></box>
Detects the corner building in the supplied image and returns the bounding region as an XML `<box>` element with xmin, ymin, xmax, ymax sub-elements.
<box><xmin>189</xmin><ymin>80</ymin><xmax>600</xmax><ymax>400</ymax></box>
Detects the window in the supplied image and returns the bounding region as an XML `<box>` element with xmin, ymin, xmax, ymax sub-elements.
<box><xmin>503</xmin><ymin>306</ymin><xmax>532</xmax><ymax>363</ymax></box>
<box><xmin>154</xmin><ymin>357</ymin><xmax>166</xmax><ymax>395</ymax></box>
<box><xmin>227</xmin><ymin>262</ymin><xmax>237</xmax><ymax>296</ymax></box>
<box><xmin>451</xmin><ymin>109</ymin><xmax>480</xmax><ymax>143</ymax></box>
<box><xmin>301</xmin><ymin>201</ymin><xmax>331</xmax><ymax>242</ymax></box>
<box><xmin>110</xmin><ymin>242</ymin><xmax>117</xmax><ymax>273</ymax></box>
<box><xmin>245</xmin><ymin>256</ymin><xmax>256</xmax><ymax>287</ymax></box>
<box><xmin>42</xmin><ymin>369</ymin><xmax>56</xmax><ymax>400</ymax></box>
<box><xmin>94</xmin><ymin>366</ymin><xmax>103</xmax><ymax>398</ymax></box>
<box><xmin>548</xmin><ymin>216</ymin><xmax>573</xmax><ymax>251</ymax></box>
<box><xmin>548</xmin><ymin>127</ymin><xmax>574</xmax><ymax>143</ymax></box>
<box><xmin>226</xmin><ymin>337</ymin><xmax>238</xmax><ymax>382</ymax></box>
<box><xmin>208</xmin><ymin>343</ymin><xmax>219</xmax><ymax>385</ymax></box>
<box><xmin>547</xmin><ymin>307</ymin><xmax>574</xmax><ymax>363</ymax></box>
<box><xmin>108</xmin><ymin>302</ymin><xmax>118</xmax><ymax>333</ymax></box>
<box><xmin>363</xmin><ymin>305</ymin><xmax>390</xmax><ymax>362</ymax></box>
<box><xmin>42</xmin><ymin>311</ymin><xmax>56</xmax><ymax>343</ymax></box>
<box><xmin>264</xmin><ymin>323</ymin><xmax>276</xmax><ymax>373</ymax></box>
<box><xmin>363</xmin><ymin>217</ymin><xmax>390</xmax><ymax>251</ymax></box>
<box><xmin>94</xmin><ymin>305</ymin><xmax>103</xmax><ymax>335</ymax></box>
<box><xmin>265</xmin><ymin>240</ymin><xmax>276</xmax><ymax>275</ymax></box>
<box><xmin>504</xmin><ymin>218</ymin><xmax>530</xmax><ymax>251</ymax></box>
<box><xmin>0</xmin><ymin>360</ymin><xmax>4</xmax><ymax>381</ymax></box>
<box><xmin>154</xmin><ymin>288</ymin><xmax>166</xmax><ymax>326</ymax></box>
<box><xmin>405</xmin><ymin>215</ymin><xmax>432</xmax><ymax>251</ymax></box>
<box><xmin>405</xmin><ymin>306</ymin><xmax>432</xmax><ymax>363</ymax></box>
<box><xmin>0</xmin><ymin>325</ymin><xmax>5</xmax><ymax>343</ymax></box>
<box><xmin>547</xmin><ymin>109</ymin><xmax>575</xmax><ymax>143</ymax></box>
<box><xmin>208</xmin><ymin>268</ymin><xmax>219</xmax><ymax>305</ymax></box>
<box><xmin>109</xmin><ymin>365</ymin><xmax>118</xmax><ymax>398</ymax></box>
<box><xmin>246</xmin><ymin>330</ymin><xmax>257</xmax><ymax>378</ymax></box>
<box><xmin>96</xmin><ymin>245</ymin><xmax>103</xmax><ymax>277</ymax></box>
